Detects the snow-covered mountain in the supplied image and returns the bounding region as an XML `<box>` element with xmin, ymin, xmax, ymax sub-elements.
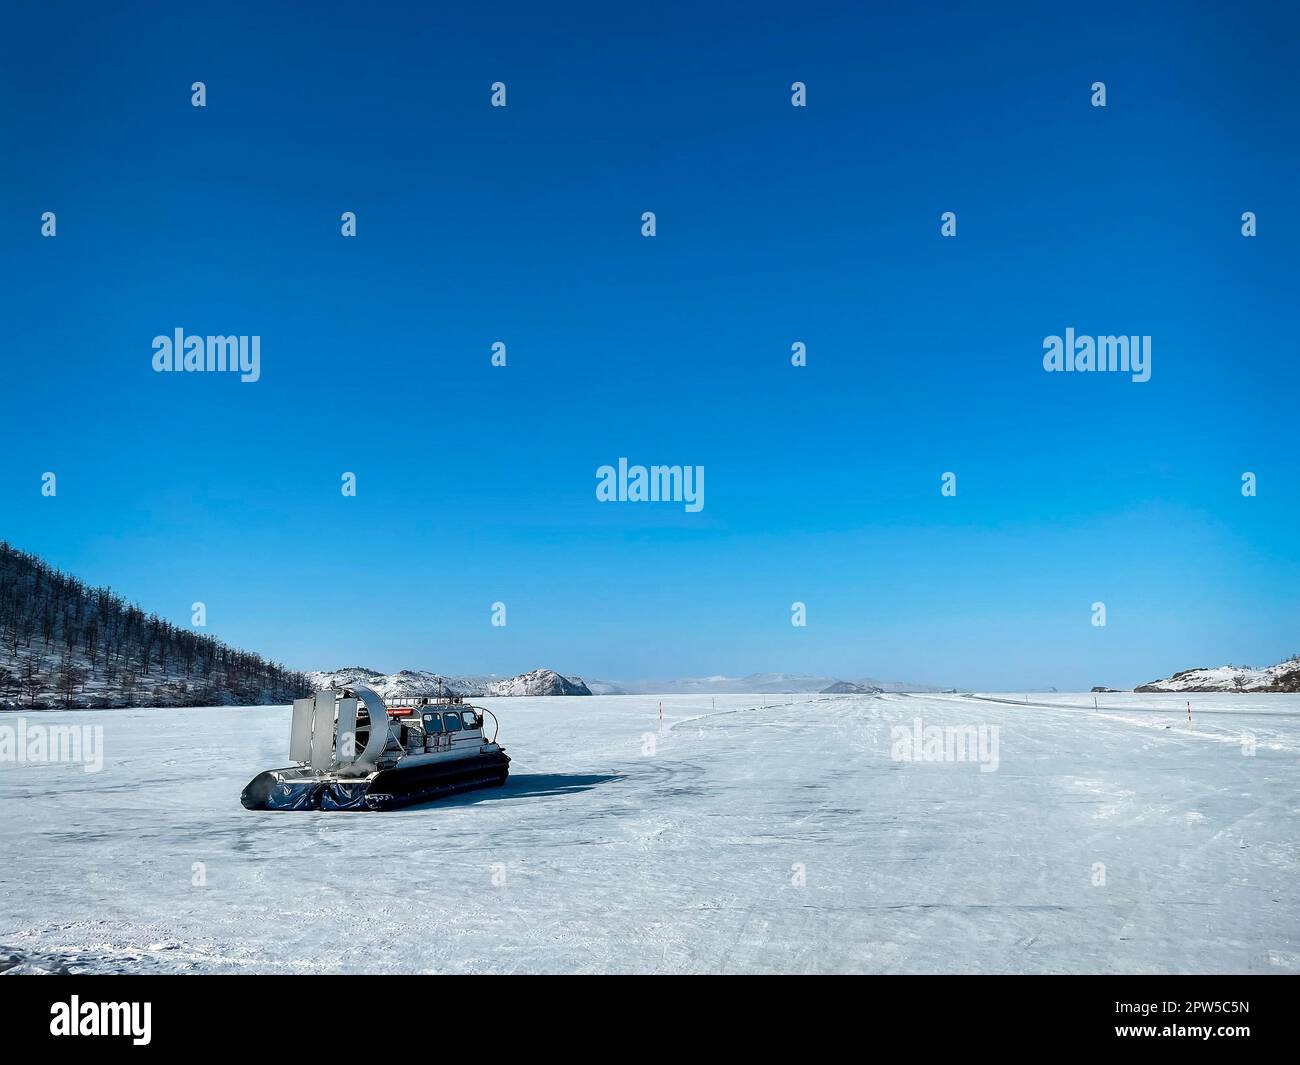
<box><xmin>1135</xmin><ymin>657</ymin><xmax>1300</xmax><ymax>693</ymax></box>
<box><xmin>588</xmin><ymin>673</ymin><xmax>948</xmax><ymax>695</ymax></box>
<box><xmin>486</xmin><ymin>669</ymin><xmax>592</xmax><ymax>696</ymax></box>
<box><xmin>308</xmin><ymin>666</ymin><xmax>593</xmax><ymax>697</ymax></box>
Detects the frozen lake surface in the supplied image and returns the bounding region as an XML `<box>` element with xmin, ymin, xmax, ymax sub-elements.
<box><xmin>2</xmin><ymin>692</ymin><xmax>1297</xmax><ymax>974</ymax></box>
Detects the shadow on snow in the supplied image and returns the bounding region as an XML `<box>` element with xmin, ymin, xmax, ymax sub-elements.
<box><xmin>401</xmin><ymin>772</ymin><xmax>622</xmax><ymax>811</ymax></box>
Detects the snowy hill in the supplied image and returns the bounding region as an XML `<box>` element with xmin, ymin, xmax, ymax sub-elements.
<box><xmin>821</xmin><ymin>680</ymin><xmax>884</xmax><ymax>695</ymax></box>
<box><xmin>1135</xmin><ymin>657</ymin><xmax>1300</xmax><ymax>693</ymax></box>
<box><xmin>308</xmin><ymin>666</ymin><xmax>593</xmax><ymax>697</ymax></box>
<box><xmin>0</xmin><ymin>542</ymin><xmax>309</xmax><ymax>710</ymax></box>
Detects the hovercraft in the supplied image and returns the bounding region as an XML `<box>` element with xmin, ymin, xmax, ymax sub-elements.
<box><xmin>241</xmin><ymin>682</ymin><xmax>509</xmax><ymax>811</ymax></box>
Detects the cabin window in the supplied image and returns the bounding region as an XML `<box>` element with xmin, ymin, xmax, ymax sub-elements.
<box><xmin>423</xmin><ymin>713</ymin><xmax>443</xmax><ymax>733</ymax></box>
<box><xmin>443</xmin><ymin>712</ymin><xmax>462</xmax><ymax>732</ymax></box>
<box><xmin>461</xmin><ymin>711</ymin><xmax>479</xmax><ymax>730</ymax></box>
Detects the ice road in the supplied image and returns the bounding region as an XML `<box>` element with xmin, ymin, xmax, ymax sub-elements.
<box><xmin>1</xmin><ymin>692</ymin><xmax>1296</xmax><ymax>974</ymax></box>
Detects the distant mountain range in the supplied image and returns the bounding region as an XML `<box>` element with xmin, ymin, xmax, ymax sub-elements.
<box><xmin>308</xmin><ymin>666</ymin><xmax>593</xmax><ymax>698</ymax></box>
<box><xmin>1134</xmin><ymin>657</ymin><xmax>1300</xmax><ymax>693</ymax></box>
<box><xmin>12</xmin><ymin>542</ymin><xmax>1293</xmax><ymax>709</ymax></box>
<box><xmin>586</xmin><ymin>673</ymin><xmax>950</xmax><ymax>695</ymax></box>
<box><xmin>308</xmin><ymin>668</ymin><xmax>952</xmax><ymax>699</ymax></box>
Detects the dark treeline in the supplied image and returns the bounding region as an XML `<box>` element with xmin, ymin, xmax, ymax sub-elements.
<box><xmin>0</xmin><ymin>542</ymin><xmax>311</xmax><ymax>708</ymax></box>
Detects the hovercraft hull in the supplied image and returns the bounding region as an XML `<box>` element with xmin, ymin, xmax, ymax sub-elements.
<box><xmin>241</xmin><ymin>751</ymin><xmax>510</xmax><ymax>812</ymax></box>
<box><xmin>364</xmin><ymin>751</ymin><xmax>511</xmax><ymax>810</ymax></box>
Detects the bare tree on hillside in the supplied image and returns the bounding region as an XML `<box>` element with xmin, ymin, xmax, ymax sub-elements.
<box><xmin>57</xmin><ymin>654</ymin><xmax>86</xmax><ymax>709</ymax></box>
<box><xmin>20</xmin><ymin>657</ymin><xmax>43</xmax><ymax>708</ymax></box>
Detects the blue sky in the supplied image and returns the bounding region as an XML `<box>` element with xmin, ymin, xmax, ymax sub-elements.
<box><xmin>2</xmin><ymin>1</ymin><xmax>1296</xmax><ymax>689</ymax></box>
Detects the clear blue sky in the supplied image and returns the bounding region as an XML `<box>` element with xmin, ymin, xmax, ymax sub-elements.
<box><xmin>2</xmin><ymin>1</ymin><xmax>1296</xmax><ymax>690</ymax></box>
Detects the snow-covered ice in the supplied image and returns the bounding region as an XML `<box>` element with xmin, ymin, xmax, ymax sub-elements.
<box><xmin>1</xmin><ymin>692</ymin><xmax>1297</xmax><ymax>974</ymax></box>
